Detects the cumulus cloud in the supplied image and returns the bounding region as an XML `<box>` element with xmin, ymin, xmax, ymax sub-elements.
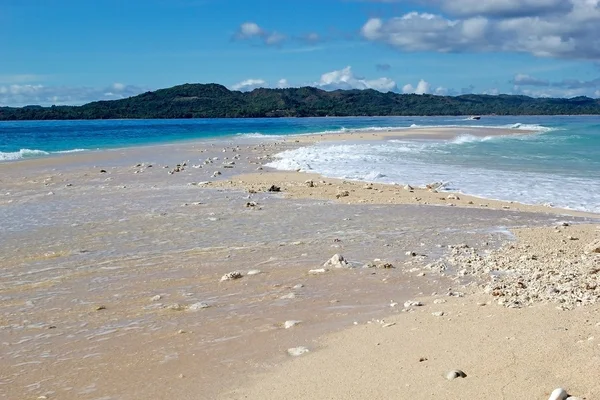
<box><xmin>234</xmin><ymin>22</ymin><xmax>286</xmax><ymax>46</ymax></box>
<box><xmin>0</xmin><ymin>83</ymin><xmax>147</xmax><ymax>107</ymax></box>
<box><xmin>277</xmin><ymin>79</ymin><xmax>290</xmax><ymax>88</ymax></box>
<box><xmin>360</xmin><ymin>0</ymin><xmax>600</xmax><ymax>60</ymax></box>
<box><xmin>402</xmin><ymin>79</ymin><xmax>431</xmax><ymax>94</ymax></box>
<box><xmin>231</xmin><ymin>79</ymin><xmax>267</xmax><ymax>91</ymax></box>
<box><xmin>316</xmin><ymin>66</ymin><xmax>398</xmax><ymax>92</ymax></box>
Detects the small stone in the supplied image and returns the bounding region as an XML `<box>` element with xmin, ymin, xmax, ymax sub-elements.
<box><xmin>168</xmin><ymin>303</ymin><xmax>185</xmax><ymax>311</ymax></box>
<box><xmin>284</xmin><ymin>320</ymin><xmax>301</xmax><ymax>329</ymax></box>
<box><xmin>293</xmin><ymin>284</ymin><xmax>304</xmax><ymax>289</ymax></box>
<box><xmin>445</xmin><ymin>369</ymin><xmax>467</xmax><ymax>380</ymax></box>
<box><xmin>567</xmin><ymin>236</ymin><xmax>578</xmax><ymax>241</ymax></box>
<box><xmin>323</xmin><ymin>254</ymin><xmax>350</xmax><ymax>269</ymax></box>
<box><xmin>405</xmin><ymin>251</ymin><xmax>417</xmax><ymax>257</ymax></box>
<box><xmin>287</xmin><ymin>346</ymin><xmax>309</xmax><ymax>356</ymax></box>
<box><xmin>336</xmin><ymin>190</ymin><xmax>350</xmax><ymax>199</ymax></box>
<box><xmin>220</xmin><ymin>271</ymin><xmax>243</xmax><ymax>281</ymax></box>
<box><xmin>404</xmin><ymin>300</ymin><xmax>423</xmax><ymax>308</ymax></box>
<box><xmin>280</xmin><ymin>293</ymin><xmax>296</xmax><ymax>300</ymax></box>
<box><xmin>433</xmin><ymin>299</ymin><xmax>447</xmax><ymax>304</ymax></box>
<box><xmin>150</xmin><ymin>295</ymin><xmax>162</xmax><ymax>302</ymax></box>
<box><xmin>419</xmin><ymin>357</ymin><xmax>428</xmax><ymax>362</ymax></box>
<box><xmin>95</xmin><ymin>305</ymin><xmax>106</xmax><ymax>311</ymax></box>
<box><xmin>267</xmin><ymin>185</ymin><xmax>281</xmax><ymax>192</ymax></box>
<box><xmin>100</xmin><ymin>169</ymin><xmax>107</xmax><ymax>173</ymax></box>
<box><xmin>446</xmin><ymin>194</ymin><xmax>460</xmax><ymax>200</ymax></box>
<box><xmin>305</xmin><ymin>180</ymin><xmax>315</xmax><ymax>187</ymax></box>
<box><xmin>247</xmin><ymin>269</ymin><xmax>262</xmax><ymax>276</ymax></box>
<box><xmin>432</xmin><ymin>311</ymin><xmax>445</xmax><ymax>317</ymax></box>
<box><xmin>188</xmin><ymin>302</ymin><xmax>210</xmax><ymax>311</ymax></box>
<box><xmin>548</xmin><ymin>388</ymin><xmax>568</xmax><ymax>400</ymax></box>
<box><xmin>309</xmin><ymin>268</ymin><xmax>327</xmax><ymax>275</ymax></box>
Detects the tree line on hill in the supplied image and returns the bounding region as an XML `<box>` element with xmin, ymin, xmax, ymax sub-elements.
<box><xmin>1</xmin><ymin>83</ymin><xmax>599</xmax><ymax>120</ymax></box>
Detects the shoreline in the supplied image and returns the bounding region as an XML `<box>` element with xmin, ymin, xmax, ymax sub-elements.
<box><xmin>1</xmin><ymin>126</ymin><xmax>599</xmax><ymax>399</ymax></box>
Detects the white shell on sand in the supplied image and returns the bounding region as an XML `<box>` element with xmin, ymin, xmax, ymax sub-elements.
<box><xmin>404</xmin><ymin>300</ymin><xmax>423</xmax><ymax>308</ymax></box>
<box><xmin>287</xmin><ymin>347</ymin><xmax>309</xmax><ymax>356</ymax></box>
<box><xmin>247</xmin><ymin>269</ymin><xmax>262</xmax><ymax>276</ymax></box>
<box><xmin>548</xmin><ymin>388</ymin><xmax>568</xmax><ymax>400</ymax></box>
<box><xmin>445</xmin><ymin>369</ymin><xmax>467</xmax><ymax>380</ymax></box>
<box><xmin>188</xmin><ymin>302</ymin><xmax>210</xmax><ymax>311</ymax></box>
<box><xmin>309</xmin><ymin>268</ymin><xmax>327</xmax><ymax>275</ymax></box>
<box><xmin>284</xmin><ymin>320</ymin><xmax>301</xmax><ymax>329</ymax></box>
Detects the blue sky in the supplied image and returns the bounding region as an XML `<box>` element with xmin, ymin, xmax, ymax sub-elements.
<box><xmin>2</xmin><ymin>0</ymin><xmax>600</xmax><ymax>106</ymax></box>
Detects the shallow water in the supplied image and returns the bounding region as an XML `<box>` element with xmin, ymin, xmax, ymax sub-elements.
<box><xmin>0</xmin><ymin>138</ymin><xmax>594</xmax><ymax>399</ymax></box>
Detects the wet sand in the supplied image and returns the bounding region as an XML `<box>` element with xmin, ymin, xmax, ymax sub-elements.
<box><xmin>1</xmin><ymin>127</ymin><xmax>599</xmax><ymax>400</ymax></box>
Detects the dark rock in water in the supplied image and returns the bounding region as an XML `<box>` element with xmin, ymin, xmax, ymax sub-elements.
<box><xmin>268</xmin><ymin>185</ymin><xmax>281</xmax><ymax>192</ymax></box>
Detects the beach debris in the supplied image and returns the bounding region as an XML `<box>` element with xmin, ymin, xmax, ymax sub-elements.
<box><xmin>220</xmin><ymin>271</ymin><xmax>243</xmax><ymax>282</ymax></box>
<box><xmin>247</xmin><ymin>269</ymin><xmax>262</xmax><ymax>276</ymax></box>
<box><xmin>168</xmin><ymin>303</ymin><xmax>185</xmax><ymax>311</ymax></box>
<box><xmin>95</xmin><ymin>305</ymin><xmax>106</xmax><ymax>311</ymax></box>
<box><xmin>382</xmin><ymin>322</ymin><xmax>396</xmax><ymax>328</ymax></box>
<box><xmin>267</xmin><ymin>185</ymin><xmax>281</xmax><ymax>192</ymax></box>
<box><xmin>404</xmin><ymin>300</ymin><xmax>423</xmax><ymax>308</ymax></box>
<box><xmin>404</xmin><ymin>184</ymin><xmax>414</xmax><ymax>191</ymax></box>
<box><xmin>246</xmin><ymin>201</ymin><xmax>258</xmax><ymax>208</ymax></box>
<box><xmin>188</xmin><ymin>302</ymin><xmax>210</xmax><ymax>311</ymax></box>
<box><xmin>293</xmin><ymin>284</ymin><xmax>304</xmax><ymax>289</ymax></box>
<box><xmin>287</xmin><ymin>346</ymin><xmax>309</xmax><ymax>357</ymax></box>
<box><xmin>309</xmin><ymin>268</ymin><xmax>328</xmax><ymax>275</ymax></box>
<box><xmin>446</xmin><ymin>194</ymin><xmax>460</xmax><ymax>200</ymax></box>
<box><xmin>150</xmin><ymin>295</ymin><xmax>162</xmax><ymax>302</ymax></box>
<box><xmin>426</xmin><ymin>182</ymin><xmax>444</xmax><ymax>190</ymax></box>
<box><xmin>336</xmin><ymin>190</ymin><xmax>350</xmax><ymax>199</ymax></box>
<box><xmin>213</xmin><ymin>171</ymin><xmax>221</xmax><ymax>177</ymax></box>
<box><xmin>284</xmin><ymin>320</ymin><xmax>301</xmax><ymax>329</ymax></box>
<box><xmin>432</xmin><ymin>311</ymin><xmax>445</xmax><ymax>317</ymax></box>
<box><xmin>305</xmin><ymin>180</ymin><xmax>315</xmax><ymax>187</ymax></box>
<box><xmin>99</xmin><ymin>169</ymin><xmax>107</xmax><ymax>173</ymax></box>
<box><xmin>323</xmin><ymin>254</ymin><xmax>350</xmax><ymax>269</ymax></box>
<box><xmin>585</xmin><ymin>239</ymin><xmax>600</xmax><ymax>253</ymax></box>
<box><xmin>419</xmin><ymin>357</ymin><xmax>428</xmax><ymax>362</ymax></box>
<box><xmin>445</xmin><ymin>369</ymin><xmax>467</xmax><ymax>380</ymax></box>
<box><xmin>548</xmin><ymin>388</ymin><xmax>569</xmax><ymax>400</ymax></box>
<box><xmin>405</xmin><ymin>251</ymin><xmax>417</xmax><ymax>257</ymax></box>
<box><xmin>433</xmin><ymin>299</ymin><xmax>447</xmax><ymax>304</ymax></box>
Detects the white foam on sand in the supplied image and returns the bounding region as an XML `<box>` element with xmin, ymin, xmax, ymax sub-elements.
<box><xmin>266</xmin><ymin>141</ymin><xmax>600</xmax><ymax>213</ymax></box>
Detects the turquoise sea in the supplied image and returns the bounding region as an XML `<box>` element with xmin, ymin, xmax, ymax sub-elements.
<box><xmin>1</xmin><ymin>116</ymin><xmax>599</xmax><ymax>212</ymax></box>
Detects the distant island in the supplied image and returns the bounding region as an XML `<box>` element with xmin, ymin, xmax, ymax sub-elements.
<box><xmin>2</xmin><ymin>83</ymin><xmax>600</xmax><ymax>120</ymax></box>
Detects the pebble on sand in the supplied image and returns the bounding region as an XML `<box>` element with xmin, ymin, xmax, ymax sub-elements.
<box><xmin>287</xmin><ymin>346</ymin><xmax>309</xmax><ymax>356</ymax></box>
<box><xmin>284</xmin><ymin>320</ymin><xmax>301</xmax><ymax>329</ymax></box>
<box><xmin>150</xmin><ymin>295</ymin><xmax>162</xmax><ymax>302</ymax></box>
<box><xmin>404</xmin><ymin>300</ymin><xmax>423</xmax><ymax>308</ymax></box>
<box><xmin>445</xmin><ymin>369</ymin><xmax>467</xmax><ymax>380</ymax></box>
<box><xmin>548</xmin><ymin>388</ymin><xmax>568</xmax><ymax>400</ymax></box>
<box><xmin>323</xmin><ymin>254</ymin><xmax>350</xmax><ymax>269</ymax></box>
<box><xmin>188</xmin><ymin>302</ymin><xmax>210</xmax><ymax>311</ymax></box>
<box><xmin>220</xmin><ymin>271</ymin><xmax>243</xmax><ymax>282</ymax></box>
<box><xmin>309</xmin><ymin>268</ymin><xmax>328</xmax><ymax>275</ymax></box>
<box><xmin>247</xmin><ymin>269</ymin><xmax>262</xmax><ymax>276</ymax></box>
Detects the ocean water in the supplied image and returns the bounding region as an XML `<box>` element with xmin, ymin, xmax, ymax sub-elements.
<box><xmin>1</xmin><ymin>116</ymin><xmax>599</xmax><ymax>212</ymax></box>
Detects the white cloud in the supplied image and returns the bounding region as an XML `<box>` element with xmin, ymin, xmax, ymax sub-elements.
<box><xmin>277</xmin><ymin>79</ymin><xmax>290</xmax><ymax>88</ymax></box>
<box><xmin>434</xmin><ymin>86</ymin><xmax>449</xmax><ymax>95</ymax></box>
<box><xmin>595</xmin><ymin>90</ymin><xmax>600</xmax><ymax>98</ymax></box>
<box><xmin>238</xmin><ymin>22</ymin><xmax>263</xmax><ymax>38</ymax></box>
<box><xmin>235</xmin><ymin>22</ymin><xmax>286</xmax><ymax>46</ymax></box>
<box><xmin>0</xmin><ymin>83</ymin><xmax>147</xmax><ymax>107</ymax></box>
<box><xmin>316</xmin><ymin>66</ymin><xmax>397</xmax><ymax>92</ymax></box>
<box><xmin>360</xmin><ymin>0</ymin><xmax>600</xmax><ymax>60</ymax></box>
<box><xmin>402</xmin><ymin>79</ymin><xmax>431</xmax><ymax>94</ymax></box>
<box><xmin>231</xmin><ymin>79</ymin><xmax>267</xmax><ymax>91</ymax></box>
<box><xmin>510</xmin><ymin>74</ymin><xmax>550</xmax><ymax>86</ymax></box>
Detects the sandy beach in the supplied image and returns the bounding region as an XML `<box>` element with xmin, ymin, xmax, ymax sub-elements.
<box><xmin>1</xmin><ymin>127</ymin><xmax>599</xmax><ymax>400</ymax></box>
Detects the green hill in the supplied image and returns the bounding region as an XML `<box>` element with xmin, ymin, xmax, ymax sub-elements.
<box><xmin>1</xmin><ymin>83</ymin><xmax>599</xmax><ymax>120</ymax></box>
